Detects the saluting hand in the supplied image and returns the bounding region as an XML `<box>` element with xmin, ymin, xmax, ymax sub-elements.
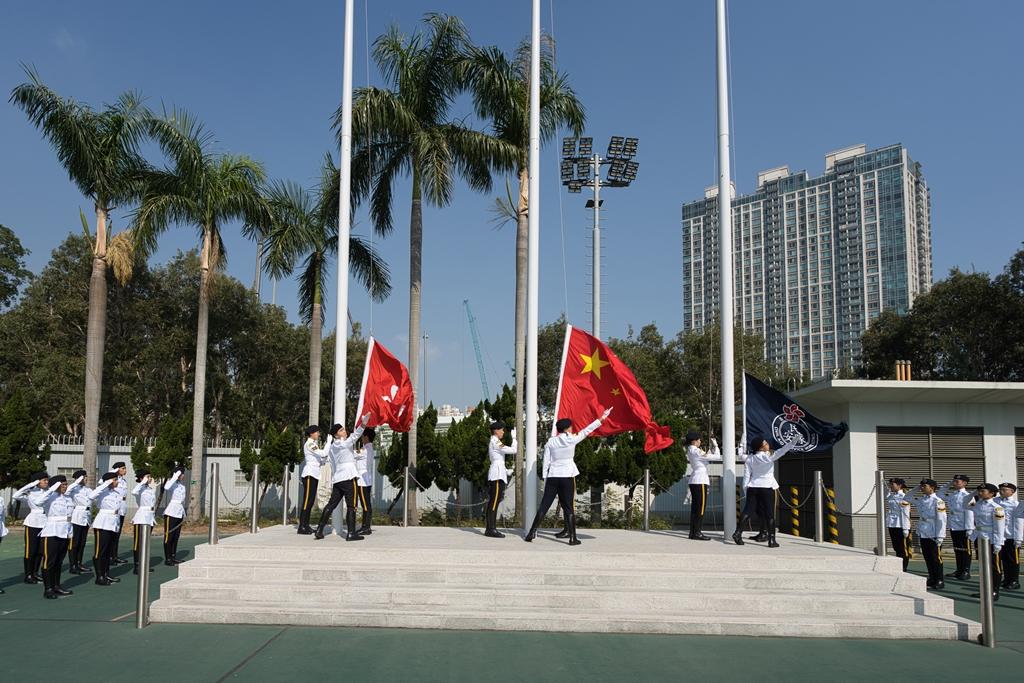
<box><xmin>361</xmin><ymin>412</ymin><xmax>372</xmax><ymax>426</ymax></box>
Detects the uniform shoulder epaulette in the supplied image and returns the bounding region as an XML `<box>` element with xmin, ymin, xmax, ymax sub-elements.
<box><xmin>994</xmin><ymin>507</ymin><xmax>1005</xmax><ymax>518</ymax></box>
<box><xmin>900</xmin><ymin>500</ymin><xmax>910</xmax><ymax>506</ymax></box>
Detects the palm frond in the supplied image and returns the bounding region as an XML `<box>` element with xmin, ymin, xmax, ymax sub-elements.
<box><xmin>348</xmin><ymin>234</ymin><xmax>392</xmax><ymax>302</ymax></box>
<box><xmin>488</xmin><ymin>177</ymin><xmax>519</xmax><ymax>230</ymax></box>
<box><xmin>107</xmin><ymin>229</ymin><xmax>138</xmax><ymax>285</ymax></box>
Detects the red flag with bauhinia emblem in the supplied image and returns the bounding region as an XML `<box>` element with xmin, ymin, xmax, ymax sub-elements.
<box><xmin>554</xmin><ymin>325</ymin><xmax>673</xmax><ymax>453</ymax></box>
<box><xmin>355</xmin><ymin>336</ymin><xmax>415</xmax><ymax>432</ymax></box>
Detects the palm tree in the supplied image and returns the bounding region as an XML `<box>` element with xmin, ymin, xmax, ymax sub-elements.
<box><xmin>261</xmin><ymin>159</ymin><xmax>391</xmax><ymax>430</ymax></box>
<box><xmin>342</xmin><ymin>14</ymin><xmax>518</xmax><ymax>523</ymax></box>
<box><xmin>10</xmin><ymin>70</ymin><xmax>147</xmax><ymax>486</ymax></box>
<box><xmin>459</xmin><ymin>37</ymin><xmax>585</xmax><ymax>522</ymax></box>
<box><xmin>133</xmin><ymin>111</ymin><xmax>270</xmax><ymax>520</ymax></box>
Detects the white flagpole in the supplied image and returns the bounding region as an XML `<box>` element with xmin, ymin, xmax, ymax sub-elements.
<box><xmin>551</xmin><ymin>325</ymin><xmax>573</xmax><ymax>437</ymax></box>
<box><xmin>716</xmin><ymin>0</ymin><xmax>737</xmax><ymax>539</ymax></box>
<box><xmin>354</xmin><ymin>336</ymin><xmax>375</xmax><ymax>423</ymax></box>
<box><xmin>332</xmin><ymin>0</ymin><xmax>355</xmax><ymax>536</ymax></box>
<box><xmin>524</xmin><ymin>0</ymin><xmax>542</xmax><ymax>530</ymax></box>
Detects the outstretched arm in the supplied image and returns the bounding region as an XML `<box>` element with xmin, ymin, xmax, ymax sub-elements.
<box><xmin>13</xmin><ymin>481</ymin><xmax>39</xmax><ymax>500</ymax></box>
<box><xmin>163</xmin><ymin>471</ymin><xmax>182</xmax><ymax>491</ymax></box>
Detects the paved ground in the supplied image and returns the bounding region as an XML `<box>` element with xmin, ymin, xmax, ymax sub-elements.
<box><xmin>1</xmin><ymin>527</ymin><xmax>1021</xmax><ymax>682</ymax></box>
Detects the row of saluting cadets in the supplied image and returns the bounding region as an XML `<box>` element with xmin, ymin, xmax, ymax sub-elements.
<box><xmin>0</xmin><ymin>461</ymin><xmax>187</xmax><ymax>599</ymax></box>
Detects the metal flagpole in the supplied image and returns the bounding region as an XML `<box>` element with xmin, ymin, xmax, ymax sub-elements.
<box><xmin>716</xmin><ymin>0</ymin><xmax>737</xmax><ymax>539</ymax></box>
<box><xmin>524</xmin><ymin>0</ymin><xmax>542</xmax><ymax>530</ymax></box>
<box><xmin>332</xmin><ymin>0</ymin><xmax>355</xmax><ymax>537</ymax></box>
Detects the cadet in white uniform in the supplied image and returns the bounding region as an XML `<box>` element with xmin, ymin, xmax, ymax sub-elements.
<box><xmin>38</xmin><ymin>475</ymin><xmax>76</xmax><ymax>598</ymax></box>
<box><xmin>90</xmin><ymin>472</ymin><xmax>122</xmax><ymax>585</ymax></box>
<box><xmin>485</xmin><ymin>421</ymin><xmax>516</xmax><ymax>539</ymax></box>
<box><xmin>994</xmin><ymin>482</ymin><xmax>1019</xmax><ymax>590</ymax></box>
<box><xmin>968</xmin><ymin>483</ymin><xmax>1006</xmax><ymax>601</ymax></box>
<box><xmin>13</xmin><ymin>471</ymin><xmax>50</xmax><ymax>584</ymax></box>
<box><xmin>937</xmin><ymin>475</ymin><xmax>974</xmax><ymax>580</ymax></box>
<box><xmin>108</xmin><ymin>462</ymin><xmax>129</xmax><ymax>566</ymax></box>
<box><xmin>685</xmin><ymin>431</ymin><xmax>721</xmax><ymax>541</ymax></box>
<box><xmin>315</xmin><ymin>414</ymin><xmax>370</xmax><ymax>541</ymax></box>
<box><xmin>131</xmin><ymin>469</ymin><xmax>157</xmax><ymax>575</ymax></box>
<box><xmin>884</xmin><ymin>478</ymin><xmax>913</xmax><ymax>572</ymax></box>
<box><xmin>67</xmin><ymin>469</ymin><xmax>92</xmax><ymax>575</ymax></box>
<box><xmin>524</xmin><ymin>408</ymin><xmax>612</xmax><ymax>546</ymax></box>
<box><xmin>733</xmin><ymin>437</ymin><xmax>798</xmax><ymax>547</ymax></box>
<box><xmin>354</xmin><ymin>428</ymin><xmax>376</xmax><ymax>536</ymax></box>
<box><xmin>163</xmin><ymin>467</ymin><xmax>187</xmax><ymax>565</ymax></box>
<box><xmin>0</xmin><ymin>494</ymin><xmax>7</xmax><ymax>594</ymax></box>
<box><xmin>909</xmin><ymin>479</ymin><xmax>948</xmax><ymax>589</ymax></box>
<box><xmin>298</xmin><ymin>425</ymin><xmax>327</xmax><ymax>534</ymax></box>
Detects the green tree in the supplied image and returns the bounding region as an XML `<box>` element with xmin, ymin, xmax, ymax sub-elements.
<box><xmin>438</xmin><ymin>403</ymin><xmax>490</xmax><ymax>517</ymax></box>
<box><xmin>10</xmin><ymin>71</ymin><xmax>148</xmax><ymax>486</ymax></box>
<box><xmin>379</xmin><ymin>404</ymin><xmax>441</xmax><ymax>518</ymax></box>
<box><xmin>345</xmin><ymin>14</ymin><xmax>518</xmax><ymax>523</ymax></box>
<box><xmin>0</xmin><ymin>391</ymin><xmax>50</xmax><ymax>490</ymax></box>
<box><xmin>239</xmin><ymin>423</ymin><xmax>300</xmax><ymax>508</ymax></box>
<box><xmin>0</xmin><ymin>224</ymin><xmax>31</xmax><ymax>308</ymax></box>
<box><xmin>133</xmin><ymin>111</ymin><xmax>270</xmax><ymax>520</ymax></box>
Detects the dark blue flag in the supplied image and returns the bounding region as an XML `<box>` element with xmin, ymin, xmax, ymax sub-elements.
<box><xmin>744</xmin><ymin>373</ymin><xmax>847</xmax><ymax>454</ymax></box>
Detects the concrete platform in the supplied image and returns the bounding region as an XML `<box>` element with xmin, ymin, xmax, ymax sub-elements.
<box><xmin>149</xmin><ymin>525</ymin><xmax>979</xmax><ymax>640</ymax></box>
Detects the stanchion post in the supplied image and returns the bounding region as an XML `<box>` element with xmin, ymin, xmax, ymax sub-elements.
<box><xmin>643</xmin><ymin>468</ymin><xmax>650</xmax><ymax>532</ymax></box>
<box><xmin>814</xmin><ymin>471</ymin><xmax>824</xmax><ymax>543</ymax></box>
<box><xmin>875</xmin><ymin>469</ymin><xmax>887</xmax><ymax>557</ymax></box>
<box><xmin>978</xmin><ymin>537</ymin><xmax>995</xmax><ymax>647</ymax></box>
<box><xmin>135</xmin><ymin>524</ymin><xmax>150</xmax><ymax>629</ymax></box>
<box><xmin>282</xmin><ymin>465</ymin><xmax>289</xmax><ymax>527</ymax></box>
<box><xmin>249</xmin><ymin>463</ymin><xmax>260</xmax><ymax>534</ymax></box>
<box><xmin>402</xmin><ymin>466</ymin><xmax>410</xmax><ymax>528</ymax></box>
<box><xmin>208</xmin><ymin>463</ymin><xmax>219</xmax><ymax>546</ymax></box>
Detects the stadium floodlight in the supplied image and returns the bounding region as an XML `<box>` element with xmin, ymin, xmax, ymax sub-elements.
<box><xmin>568</xmin><ymin>181</ymin><xmax>582</xmax><ymax>193</ymax></box>
<box><xmin>607</xmin><ymin>158</ymin><xmax>627</xmax><ymax>181</ymax></box>
<box><xmin>576</xmin><ymin>161</ymin><xmax>592</xmax><ymax>180</ymax></box>
<box><xmin>560</xmin><ymin>160</ymin><xmax>574</xmax><ymax>181</ymax></box>
<box><xmin>623</xmin><ymin>160</ymin><xmax>639</xmax><ymax>182</ymax></box>
<box><xmin>562</xmin><ymin>137</ymin><xmax>577</xmax><ymax>157</ymax></box>
<box><xmin>578</xmin><ymin>137</ymin><xmax>593</xmax><ymax>156</ymax></box>
<box><xmin>623</xmin><ymin>137</ymin><xmax>639</xmax><ymax>159</ymax></box>
<box><xmin>607</xmin><ymin>136</ymin><xmax>625</xmax><ymax>158</ymax></box>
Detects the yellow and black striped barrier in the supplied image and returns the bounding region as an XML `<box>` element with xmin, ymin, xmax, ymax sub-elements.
<box><xmin>826</xmin><ymin>487</ymin><xmax>839</xmax><ymax>543</ymax></box>
<box><xmin>790</xmin><ymin>486</ymin><xmax>800</xmax><ymax>537</ymax></box>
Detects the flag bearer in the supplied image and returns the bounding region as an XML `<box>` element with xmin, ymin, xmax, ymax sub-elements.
<box><xmin>937</xmin><ymin>475</ymin><xmax>974</xmax><ymax>580</ymax></box>
<box><xmin>732</xmin><ymin>437</ymin><xmax>798</xmax><ymax>548</ymax></box>
<box><xmin>39</xmin><ymin>475</ymin><xmax>75</xmax><ymax>598</ymax></box>
<box><xmin>995</xmin><ymin>482</ymin><xmax>1019</xmax><ymax>590</ymax></box>
<box><xmin>315</xmin><ymin>413</ymin><xmax>371</xmax><ymax>541</ymax></box>
<box><xmin>484</xmin><ymin>421</ymin><xmax>516</xmax><ymax>539</ymax></box>
<box><xmin>968</xmin><ymin>483</ymin><xmax>1006</xmax><ymax>601</ymax></box>
<box><xmin>524</xmin><ymin>408</ymin><xmax>612</xmax><ymax>546</ymax></box>
<box><xmin>162</xmin><ymin>466</ymin><xmax>187</xmax><ymax>565</ymax></box>
<box><xmin>108</xmin><ymin>462</ymin><xmax>129</xmax><ymax>566</ymax></box>
<box><xmin>355</xmin><ymin>427</ymin><xmax>377</xmax><ymax>536</ymax></box>
<box><xmin>13</xmin><ymin>472</ymin><xmax>49</xmax><ymax>584</ymax></box>
<box><xmin>67</xmin><ymin>469</ymin><xmax>92</xmax><ymax>575</ymax></box>
<box><xmin>90</xmin><ymin>472</ymin><xmax>122</xmax><ymax>585</ymax></box>
<box><xmin>685</xmin><ymin>432</ymin><xmax>721</xmax><ymax>541</ymax></box>
<box><xmin>911</xmin><ymin>479</ymin><xmax>948</xmax><ymax>590</ymax></box>
<box><xmin>131</xmin><ymin>469</ymin><xmax>157</xmax><ymax>575</ymax></box>
<box><xmin>298</xmin><ymin>425</ymin><xmax>327</xmax><ymax>534</ymax></box>
<box><xmin>885</xmin><ymin>478</ymin><xmax>913</xmax><ymax>572</ymax></box>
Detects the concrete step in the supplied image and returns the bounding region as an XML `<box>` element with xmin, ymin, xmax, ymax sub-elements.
<box><xmin>148</xmin><ymin>599</ymin><xmax>977</xmax><ymax>640</ymax></box>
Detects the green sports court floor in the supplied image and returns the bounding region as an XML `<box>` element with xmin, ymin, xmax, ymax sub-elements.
<box><xmin>1</xmin><ymin>530</ymin><xmax>1022</xmax><ymax>682</ymax></box>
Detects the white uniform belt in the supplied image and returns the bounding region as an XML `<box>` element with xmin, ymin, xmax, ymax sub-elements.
<box><xmin>73</xmin><ymin>505</ymin><xmax>88</xmax><ymax>511</ymax></box>
<box><xmin>47</xmin><ymin>516</ymin><xmax>71</xmax><ymax>521</ymax></box>
<box><xmin>95</xmin><ymin>509</ymin><xmax>117</xmax><ymax>515</ymax></box>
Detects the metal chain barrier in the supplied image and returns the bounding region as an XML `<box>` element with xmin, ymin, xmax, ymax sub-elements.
<box><xmin>218</xmin><ymin>480</ymin><xmax>250</xmax><ymax>507</ymax></box>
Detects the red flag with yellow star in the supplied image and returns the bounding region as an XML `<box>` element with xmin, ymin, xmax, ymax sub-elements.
<box><xmin>554</xmin><ymin>325</ymin><xmax>673</xmax><ymax>453</ymax></box>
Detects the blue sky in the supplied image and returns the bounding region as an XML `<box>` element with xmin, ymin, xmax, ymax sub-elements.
<box><xmin>2</xmin><ymin>1</ymin><xmax>1022</xmax><ymax>411</ymax></box>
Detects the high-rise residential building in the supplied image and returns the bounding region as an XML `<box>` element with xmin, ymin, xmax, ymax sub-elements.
<box><xmin>681</xmin><ymin>143</ymin><xmax>932</xmax><ymax>378</ymax></box>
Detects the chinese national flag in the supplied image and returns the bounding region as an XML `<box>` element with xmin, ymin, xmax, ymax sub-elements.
<box><xmin>555</xmin><ymin>325</ymin><xmax>673</xmax><ymax>453</ymax></box>
<box><xmin>355</xmin><ymin>337</ymin><xmax>415</xmax><ymax>432</ymax></box>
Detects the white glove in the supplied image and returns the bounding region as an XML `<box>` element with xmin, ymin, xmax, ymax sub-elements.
<box><xmin>510</xmin><ymin>428</ymin><xmax>517</xmax><ymax>441</ymax></box>
<box><xmin>710</xmin><ymin>438</ymin><xmax>719</xmax><ymax>450</ymax></box>
<box><xmin>361</xmin><ymin>412</ymin><xmax>372</xmax><ymax>426</ymax></box>
<box><xmin>601</xmin><ymin>407</ymin><xmax>613</xmax><ymax>420</ymax></box>
<box><xmin>509</xmin><ymin>440</ymin><xmax>518</xmax><ymax>450</ymax></box>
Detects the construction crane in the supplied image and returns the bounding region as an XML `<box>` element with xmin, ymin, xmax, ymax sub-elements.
<box><xmin>463</xmin><ymin>299</ymin><xmax>490</xmax><ymax>400</ymax></box>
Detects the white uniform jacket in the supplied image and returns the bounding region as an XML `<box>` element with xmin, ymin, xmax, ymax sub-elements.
<box><xmin>115</xmin><ymin>475</ymin><xmax>128</xmax><ymax>517</ymax></box>
<box><xmin>487</xmin><ymin>436</ymin><xmax>516</xmax><ymax>483</ymax></box>
<box><xmin>39</xmin><ymin>481</ymin><xmax>74</xmax><ymax>539</ymax></box>
<box><xmin>89</xmin><ymin>483</ymin><xmax>122</xmax><ymax>532</ymax></box>
<box><xmin>542</xmin><ymin>420</ymin><xmax>601</xmax><ymax>479</ymax></box>
<box><xmin>736</xmin><ymin>441</ymin><xmax>797</xmax><ymax>490</ymax></box>
<box><xmin>686</xmin><ymin>444</ymin><xmax>722</xmax><ymax>486</ymax></box>
<box><xmin>1013</xmin><ymin>503</ymin><xmax>1024</xmax><ymax>546</ymax></box>
<box><xmin>327</xmin><ymin>426</ymin><xmax>366</xmax><ymax>484</ymax></box>
<box><xmin>131</xmin><ymin>481</ymin><xmax>157</xmax><ymax>526</ymax></box>
<box><xmin>70</xmin><ymin>481</ymin><xmax>93</xmax><ymax>527</ymax></box>
<box><xmin>301</xmin><ymin>438</ymin><xmax>328</xmax><ymax>479</ymax></box>
<box><xmin>910</xmin><ymin>492</ymin><xmax>947</xmax><ymax>540</ymax></box>
<box><xmin>0</xmin><ymin>495</ymin><xmax>8</xmax><ymax>538</ymax></box>
<box><xmin>994</xmin><ymin>496</ymin><xmax>1019</xmax><ymax>540</ymax></box>
<box><xmin>356</xmin><ymin>443</ymin><xmax>376</xmax><ymax>488</ymax></box>
<box><xmin>937</xmin><ymin>484</ymin><xmax>975</xmax><ymax>532</ymax></box>
<box><xmin>885</xmin><ymin>490</ymin><xmax>912</xmax><ymax>531</ymax></box>
<box><xmin>967</xmin><ymin>499</ymin><xmax>1005</xmax><ymax>550</ymax></box>
<box><xmin>163</xmin><ymin>472</ymin><xmax>186</xmax><ymax>519</ymax></box>
<box><xmin>13</xmin><ymin>481</ymin><xmax>47</xmax><ymax>529</ymax></box>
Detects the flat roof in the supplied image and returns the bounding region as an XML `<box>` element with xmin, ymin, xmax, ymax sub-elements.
<box><xmin>790</xmin><ymin>379</ymin><xmax>1024</xmax><ymax>407</ymax></box>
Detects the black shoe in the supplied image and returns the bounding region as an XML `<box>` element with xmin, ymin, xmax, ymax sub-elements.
<box><xmin>313</xmin><ymin>524</ymin><xmax>326</xmax><ymax>540</ymax></box>
<box><xmin>44</xmin><ymin>589</ymin><xmax>58</xmax><ymax>599</ymax></box>
<box><xmin>69</xmin><ymin>565</ymin><xmax>82</xmax><ymax>575</ymax></box>
<box><xmin>567</xmin><ymin>514</ymin><xmax>581</xmax><ymax>546</ymax></box>
<box><xmin>24</xmin><ymin>575</ymin><xmax>40</xmax><ymax>585</ymax></box>
<box><xmin>767</xmin><ymin>535</ymin><xmax>780</xmax><ymax>548</ymax></box>
<box><xmin>484</xmin><ymin>529</ymin><xmax>505</xmax><ymax>538</ymax></box>
<box><xmin>297</xmin><ymin>527</ymin><xmax>313</xmax><ymax>535</ymax></box>
<box><xmin>345</xmin><ymin>532</ymin><xmax>365</xmax><ymax>542</ymax></box>
<box><xmin>95</xmin><ymin>577</ymin><xmax>113</xmax><ymax>586</ymax></box>
<box><xmin>111</xmin><ymin>557</ymin><xmax>127</xmax><ymax>566</ymax></box>
<box><xmin>694</xmin><ymin>533</ymin><xmax>711</xmax><ymax>541</ymax></box>
<box><xmin>358</xmin><ymin>527</ymin><xmax>373</xmax><ymax>535</ymax></box>
<box><xmin>164</xmin><ymin>560</ymin><xmax>176</xmax><ymax>566</ymax></box>
<box><xmin>946</xmin><ymin>571</ymin><xmax>964</xmax><ymax>580</ymax></box>
<box><xmin>1004</xmin><ymin>581</ymin><xmax>1020</xmax><ymax>590</ymax></box>
<box><xmin>930</xmin><ymin>581</ymin><xmax>945</xmax><ymax>590</ymax></box>
<box><xmin>169</xmin><ymin>558</ymin><xmax>182</xmax><ymax>565</ymax></box>
<box><xmin>751</xmin><ymin>533</ymin><xmax>768</xmax><ymax>543</ymax></box>
<box><xmin>524</xmin><ymin>528</ymin><xmax>537</xmax><ymax>542</ymax></box>
<box><xmin>732</xmin><ymin>530</ymin><xmax>744</xmax><ymax>546</ymax></box>
<box><xmin>0</xmin><ymin>587</ymin><xmax>5</xmax><ymax>594</ymax></box>
<box><xmin>53</xmin><ymin>586</ymin><xmax>73</xmax><ymax>596</ymax></box>
<box><xmin>106</xmin><ymin>575</ymin><xmax>121</xmax><ymax>583</ymax></box>
<box><xmin>554</xmin><ymin>528</ymin><xmax>569</xmax><ymax>539</ymax></box>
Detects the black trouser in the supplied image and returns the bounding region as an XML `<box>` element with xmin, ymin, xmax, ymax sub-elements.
<box><xmin>688</xmin><ymin>483</ymin><xmax>708</xmax><ymax>536</ymax></box>
<box><xmin>741</xmin><ymin>489</ymin><xmax>767</xmax><ymax>535</ymax></box>
<box><xmin>110</xmin><ymin>515</ymin><xmax>125</xmax><ymax>560</ymax></box>
<box><xmin>299</xmin><ymin>476</ymin><xmax>318</xmax><ymax>529</ymax></box>
<box><xmin>93</xmin><ymin>528</ymin><xmax>116</xmax><ymax>576</ymax></box>
<box><xmin>23</xmin><ymin>525</ymin><xmax>43</xmax><ymax>578</ymax></box>
<box><xmin>533</xmin><ymin>477</ymin><xmax>575</xmax><ymax>527</ymax></box>
<box><xmin>69</xmin><ymin>523</ymin><xmax>89</xmax><ymax>568</ymax></box>
<box><xmin>950</xmin><ymin>529</ymin><xmax>972</xmax><ymax>576</ymax></box>
<box><xmin>319</xmin><ymin>479</ymin><xmax>359</xmax><ymax>533</ymax></box>
<box><xmin>888</xmin><ymin>527</ymin><xmax>912</xmax><ymax>571</ymax></box>
<box><xmin>998</xmin><ymin>543</ymin><xmax>1020</xmax><ymax>586</ymax></box>
<box><xmin>163</xmin><ymin>515</ymin><xmax>183</xmax><ymax>561</ymax></box>
<box><xmin>357</xmin><ymin>485</ymin><xmax>373</xmax><ymax>529</ymax></box>
<box><xmin>42</xmin><ymin>536</ymin><xmax>69</xmax><ymax>591</ymax></box>
<box><xmin>744</xmin><ymin>487</ymin><xmax>777</xmax><ymax>535</ymax></box>
<box><xmin>486</xmin><ymin>479</ymin><xmax>507</xmax><ymax>530</ymax></box>
<box><xmin>920</xmin><ymin>537</ymin><xmax>943</xmax><ymax>585</ymax></box>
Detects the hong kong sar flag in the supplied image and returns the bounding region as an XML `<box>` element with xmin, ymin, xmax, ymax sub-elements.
<box><xmin>355</xmin><ymin>337</ymin><xmax>415</xmax><ymax>432</ymax></box>
<box><xmin>554</xmin><ymin>325</ymin><xmax>673</xmax><ymax>453</ymax></box>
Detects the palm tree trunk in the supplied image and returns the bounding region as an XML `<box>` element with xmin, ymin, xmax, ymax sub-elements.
<box><xmin>406</xmin><ymin>168</ymin><xmax>422</xmax><ymax>526</ymax></box>
<box><xmin>513</xmin><ymin>167</ymin><xmax>529</xmax><ymax>526</ymax></box>
<box><xmin>187</xmin><ymin>229</ymin><xmax>213</xmax><ymax>521</ymax></box>
<box><xmin>82</xmin><ymin>205</ymin><xmax>109</xmax><ymax>488</ymax></box>
<box><xmin>308</xmin><ymin>298</ymin><xmax>323</xmax><ymax>427</ymax></box>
